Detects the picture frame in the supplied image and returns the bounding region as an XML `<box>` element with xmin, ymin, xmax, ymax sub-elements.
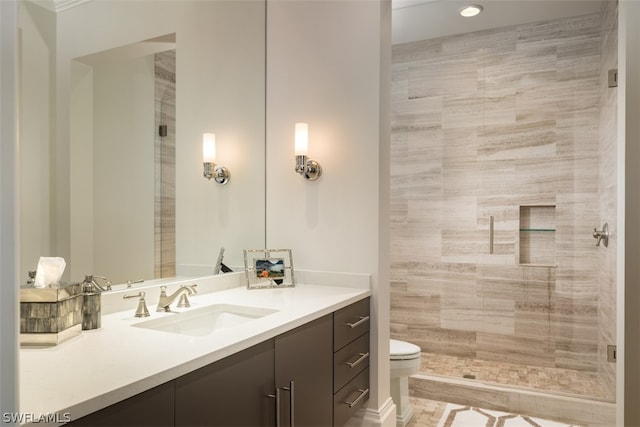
<box><xmin>243</xmin><ymin>249</ymin><xmax>295</xmax><ymax>289</ymax></box>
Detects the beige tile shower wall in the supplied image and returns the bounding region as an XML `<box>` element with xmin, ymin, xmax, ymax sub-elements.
<box><xmin>597</xmin><ymin>0</ymin><xmax>618</xmax><ymax>400</ymax></box>
<box><xmin>155</xmin><ymin>50</ymin><xmax>176</xmax><ymax>278</ymax></box>
<box><xmin>391</xmin><ymin>12</ymin><xmax>610</xmax><ymax>385</ymax></box>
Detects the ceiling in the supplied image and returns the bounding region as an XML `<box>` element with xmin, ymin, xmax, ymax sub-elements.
<box><xmin>392</xmin><ymin>0</ymin><xmax>605</xmax><ymax>44</ymax></box>
<box><xmin>33</xmin><ymin>0</ymin><xmax>604</xmax><ymax>46</ymax></box>
<box><xmin>28</xmin><ymin>0</ymin><xmax>90</xmax><ymax>13</ymax></box>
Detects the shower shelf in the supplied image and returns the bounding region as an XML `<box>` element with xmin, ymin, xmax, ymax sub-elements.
<box><xmin>519</xmin><ymin>205</ymin><xmax>556</xmax><ymax>265</ymax></box>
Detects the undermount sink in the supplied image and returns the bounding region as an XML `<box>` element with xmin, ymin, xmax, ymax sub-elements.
<box><xmin>132</xmin><ymin>303</ymin><xmax>278</xmax><ymax>337</ymax></box>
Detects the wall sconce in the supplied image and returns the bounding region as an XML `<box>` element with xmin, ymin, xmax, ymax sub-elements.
<box><xmin>202</xmin><ymin>133</ymin><xmax>230</xmax><ymax>185</ymax></box>
<box><xmin>294</xmin><ymin>122</ymin><xmax>322</xmax><ymax>181</ymax></box>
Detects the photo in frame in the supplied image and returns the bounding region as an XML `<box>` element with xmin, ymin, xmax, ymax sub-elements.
<box><xmin>244</xmin><ymin>249</ymin><xmax>295</xmax><ymax>289</ymax></box>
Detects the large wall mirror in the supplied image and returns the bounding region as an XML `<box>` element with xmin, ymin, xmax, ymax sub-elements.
<box><xmin>18</xmin><ymin>0</ymin><xmax>266</xmax><ymax>286</ymax></box>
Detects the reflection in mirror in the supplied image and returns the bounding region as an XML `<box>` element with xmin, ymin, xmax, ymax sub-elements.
<box><xmin>18</xmin><ymin>0</ymin><xmax>267</xmax><ymax>289</ymax></box>
<box><xmin>70</xmin><ymin>35</ymin><xmax>176</xmax><ymax>285</ymax></box>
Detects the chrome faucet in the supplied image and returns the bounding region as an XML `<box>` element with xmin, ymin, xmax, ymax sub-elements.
<box><xmin>82</xmin><ymin>274</ymin><xmax>112</xmax><ymax>292</ymax></box>
<box><xmin>156</xmin><ymin>284</ymin><xmax>198</xmax><ymax>312</ymax></box>
<box><xmin>123</xmin><ymin>291</ymin><xmax>150</xmax><ymax>317</ymax></box>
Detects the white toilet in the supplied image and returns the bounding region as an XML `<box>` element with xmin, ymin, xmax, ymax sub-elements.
<box><xmin>389</xmin><ymin>339</ymin><xmax>422</xmax><ymax>427</ymax></box>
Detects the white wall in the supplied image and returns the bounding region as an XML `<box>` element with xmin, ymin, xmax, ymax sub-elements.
<box><xmin>13</xmin><ymin>0</ymin><xmax>394</xmax><ymax>420</ymax></box>
<box><xmin>28</xmin><ymin>0</ymin><xmax>267</xmax><ymax>281</ymax></box>
<box><xmin>68</xmin><ymin>53</ymin><xmax>156</xmax><ymax>283</ymax></box>
<box><xmin>92</xmin><ymin>56</ymin><xmax>155</xmax><ymax>282</ymax></box>
<box><xmin>69</xmin><ymin>61</ymin><xmax>94</xmax><ymax>279</ymax></box>
<box><xmin>18</xmin><ymin>1</ymin><xmax>55</xmax><ymax>282</ymax></box>
<box><xmin>1</xmin><ymin>0</ymin><xmax>19</xmax><ymax>418</ymax></box>
<box><xmin>266</xmin><ymin>0</ymin><xmax>394</xmax><ymax>424</ymax></box>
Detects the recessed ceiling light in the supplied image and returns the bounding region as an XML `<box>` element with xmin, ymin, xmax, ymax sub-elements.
<box><xmin>459</xmin><ymin>4</ymin><xmax>483</xmax><ymax>17</ymax></box>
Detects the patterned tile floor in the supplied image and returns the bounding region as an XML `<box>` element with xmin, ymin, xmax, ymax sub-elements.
<box><xmin>419</xmin><ymin>352</ymin><xmax>613</xmax><ymax>401</ymax></box>
<box><xmin>407</xmin><ymin>397</ymin><xmax>448</xmax><ymax>427</ymax></box>
<box><xmin>407</xmin><ymin>398</ymin><xmax>587</xmax><ymax>427</ymax></box>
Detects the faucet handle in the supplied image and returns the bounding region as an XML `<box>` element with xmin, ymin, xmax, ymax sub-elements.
<box><xmin>176</xmin><ymin>284</ymin><xmax>198</xmax><ymax>308</ymax></box>
<box><xmin>125</xmin><ymin>279</ymin><xmax>144</xmax><ymax>288</ymax></box>
<box><xmin>182</xmin><ymin>284</ymin><xmax>198</xmax><ymax>294</ymax></box>
<box><xmin>177</xmin><ymin>292</ymin><xmax>191</xmax><ymax>308</ymax></box>
<box><xmin>123</xmin><ymin>292</ymin><xmax>150</xmax><ymax>318</ymax></box>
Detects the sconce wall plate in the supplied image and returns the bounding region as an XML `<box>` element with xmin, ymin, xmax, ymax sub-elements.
<box><xmin>295</xmin><ymin>155</ymin><xmax>321</xmax><ymax>181</ymax></box>
<box><xmin>203</xmin><ymin>162</ymin><xmax>230</xmax><ymax>185</ymax></box>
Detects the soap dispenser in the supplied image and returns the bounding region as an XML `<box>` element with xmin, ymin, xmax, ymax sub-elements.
<box><xmin>81</xmin><ymin>275</ymin><xmax>102</xmax><ymax>330</ymax></box>
<box><xmin>26</xmin><ymin>270</ymin><xmax>36</xmax><ymax>287</ymax></box>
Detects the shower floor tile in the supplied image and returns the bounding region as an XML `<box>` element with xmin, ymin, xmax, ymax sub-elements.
<box><xmin>419</xmin><ymin>352</ymin><xmax>613</xmax><ymax>401</ymax></box>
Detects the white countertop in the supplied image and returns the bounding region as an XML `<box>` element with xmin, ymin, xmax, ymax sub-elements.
<box><xmin>19</xmin><ymin>281</ymin><xmax>370</xmax><ymax>426</ymax></box>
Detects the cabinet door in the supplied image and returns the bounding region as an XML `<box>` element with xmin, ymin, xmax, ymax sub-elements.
<box><xmin>275</xmin><ymin>314</ymin><xmax>333</xmax><ymax>427</ymax></box>
<box><xmin>175</xmin><ymin>339</ymin><xmax>275</xmax><ymax>427</ymax></box>
<box><xmin>67</xmin><ymin>381</ymin><xmax>174</xmax><ymax>427</ymax></box>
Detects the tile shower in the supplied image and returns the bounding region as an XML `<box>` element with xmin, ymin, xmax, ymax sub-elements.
<box><xmin>154</xmin><ymin>49</ymin><xmax>176</xmax><ymax>278</ymax></box>
<box><xmin>390</xmin><ymin>0</ymin><xmax>618</xmax><ymax>413</ymax></box>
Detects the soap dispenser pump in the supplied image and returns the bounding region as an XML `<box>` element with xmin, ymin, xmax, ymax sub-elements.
<box><xmin>81</xmin><ymin>275</ymin><xmax>102</xmax><ymax>330</ymax></box>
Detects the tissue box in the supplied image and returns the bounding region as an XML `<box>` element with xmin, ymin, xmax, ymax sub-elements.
<box><xmin>20</xmin><ymin>283</ymin><xmax>83</xmax><ymax>346</ymax></box>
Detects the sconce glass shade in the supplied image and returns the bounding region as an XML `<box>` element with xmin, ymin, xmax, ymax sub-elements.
<box><xmin>294</xmin><ymin>122</ymin><xmax>308</xmax><ymax>156</ymax></box>
<box><xmin>202</xmin><ymin>132</ymin><xmax>229</xmax><ymax>184</ymax></box>
<box><xmin>203</xmin><ymin>133</ymin><xmax>216</xmax><ymax>163</ymax></box>
<box><xmin>294</xmin><ymin>122</ymin><xmax>321</xmax><ymax>181</ymax></box>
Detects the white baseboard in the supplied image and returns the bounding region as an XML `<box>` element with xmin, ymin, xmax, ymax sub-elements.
<box><xmin>360</xmin><ymin>397</ymin><xmax>397</xmax><ymax>427</ymax></box>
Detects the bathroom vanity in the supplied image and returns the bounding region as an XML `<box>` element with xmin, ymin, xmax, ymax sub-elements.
<box><xmin>19</xmin><ymin>278</ymin><xmax>370</xmax><ymax>427</ymax></box>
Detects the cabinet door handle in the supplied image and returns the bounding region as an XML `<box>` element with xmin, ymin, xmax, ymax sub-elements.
<box><xmin>345</xmin><ymin>388</ymin><xmax>369</xmax><ymax>408</ymax></box>
<box><xmin>345</xmin><ymin>352</ymin><xmax>369</xmax><ymax>368</ymax></box>
<box><xmin>345</xmin><ymin>316</ymin><xmax>369</xmax><ymax>329</ymax></box>
<box><xmin>282</xmin><ymin>380</ymin><xmax>295</xmax><ymax>427</ymax></box>
<box><xmin>267</xmin><ymin>388</ymin><xmax>281</xmax><ymax>427</ymax></box>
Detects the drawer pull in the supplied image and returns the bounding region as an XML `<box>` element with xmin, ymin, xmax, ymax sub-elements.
<box><xmin>345</xmin><ymin>352</ymin><xmax>369</xmax><ymax>368</ymax></box>
<box><xmin>345</xmin><ymin>316</ymin><xmax>370</xmax><ymax>329</ymax></box>
<box><xmin>345</xmin><ymin>388</ymin><xmax>369</xmax><ymax>408</ymax></box>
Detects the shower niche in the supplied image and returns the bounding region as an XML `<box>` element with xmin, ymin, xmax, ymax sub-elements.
<box><xmin>518</xmin><ymin>205</ymin><xmax>556</xmax><ymax>266</ymax></box>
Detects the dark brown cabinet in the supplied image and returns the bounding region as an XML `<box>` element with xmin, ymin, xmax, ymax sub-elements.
<box><xmin>66</xmin><ymin>298</ymin><xmax>370</xmax><ymax>427</ymax></box>
<box><xmin>175</xmin><ymin>315</ymin><xmax>334</xmax><ymax>427</ymax></box>
<box><xmin>67</xmin><ymin>381</ymin><xmax>174</xmax><ymax>427</ymax></box>
<box><xmin>333</xmin><ymin>298</ymin><xmax>371</xmax><ymax>426</ymax></box>
<box><xmin>175</xmin><ymin>339</ymin><xmax>275</xmax><ymax>426</ymax></box>
<box><xmin>275</xmin><ymin>314</ymin><xmax>333</xmax><ymax>427</ymax></box>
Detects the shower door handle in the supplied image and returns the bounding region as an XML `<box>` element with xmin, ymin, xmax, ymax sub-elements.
<box><xmin>489</xmin><ymin>216</ymin><xmax>494</xmax><ymax>254</ymax></box>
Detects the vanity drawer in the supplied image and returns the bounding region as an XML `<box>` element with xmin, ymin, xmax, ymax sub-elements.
<box><xmin>334</xmin><ymin>333</ymin><xmax>369</xmax><ymax>392</ymax></box>
<box><xmin>334</xmin><ymin>297</ymin><xmax>370</xmax><ymax>350</ymax></box>
<box><xmin>333</xmin><ymin>367</ymin><xmax>370</xmax><ymax>427</ymax></box>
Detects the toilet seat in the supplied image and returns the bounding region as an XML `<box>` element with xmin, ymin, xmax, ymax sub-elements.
<box><xmin>390</xmin><ymin>339</ymin><xmax>421</xmax><ymax>360</ymax></box>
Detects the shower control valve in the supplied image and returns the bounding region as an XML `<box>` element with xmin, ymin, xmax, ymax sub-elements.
<box><xmin>593</xmin><ymin>223</ymin><xmax>609</xmax><ymax>248</ymax></box>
